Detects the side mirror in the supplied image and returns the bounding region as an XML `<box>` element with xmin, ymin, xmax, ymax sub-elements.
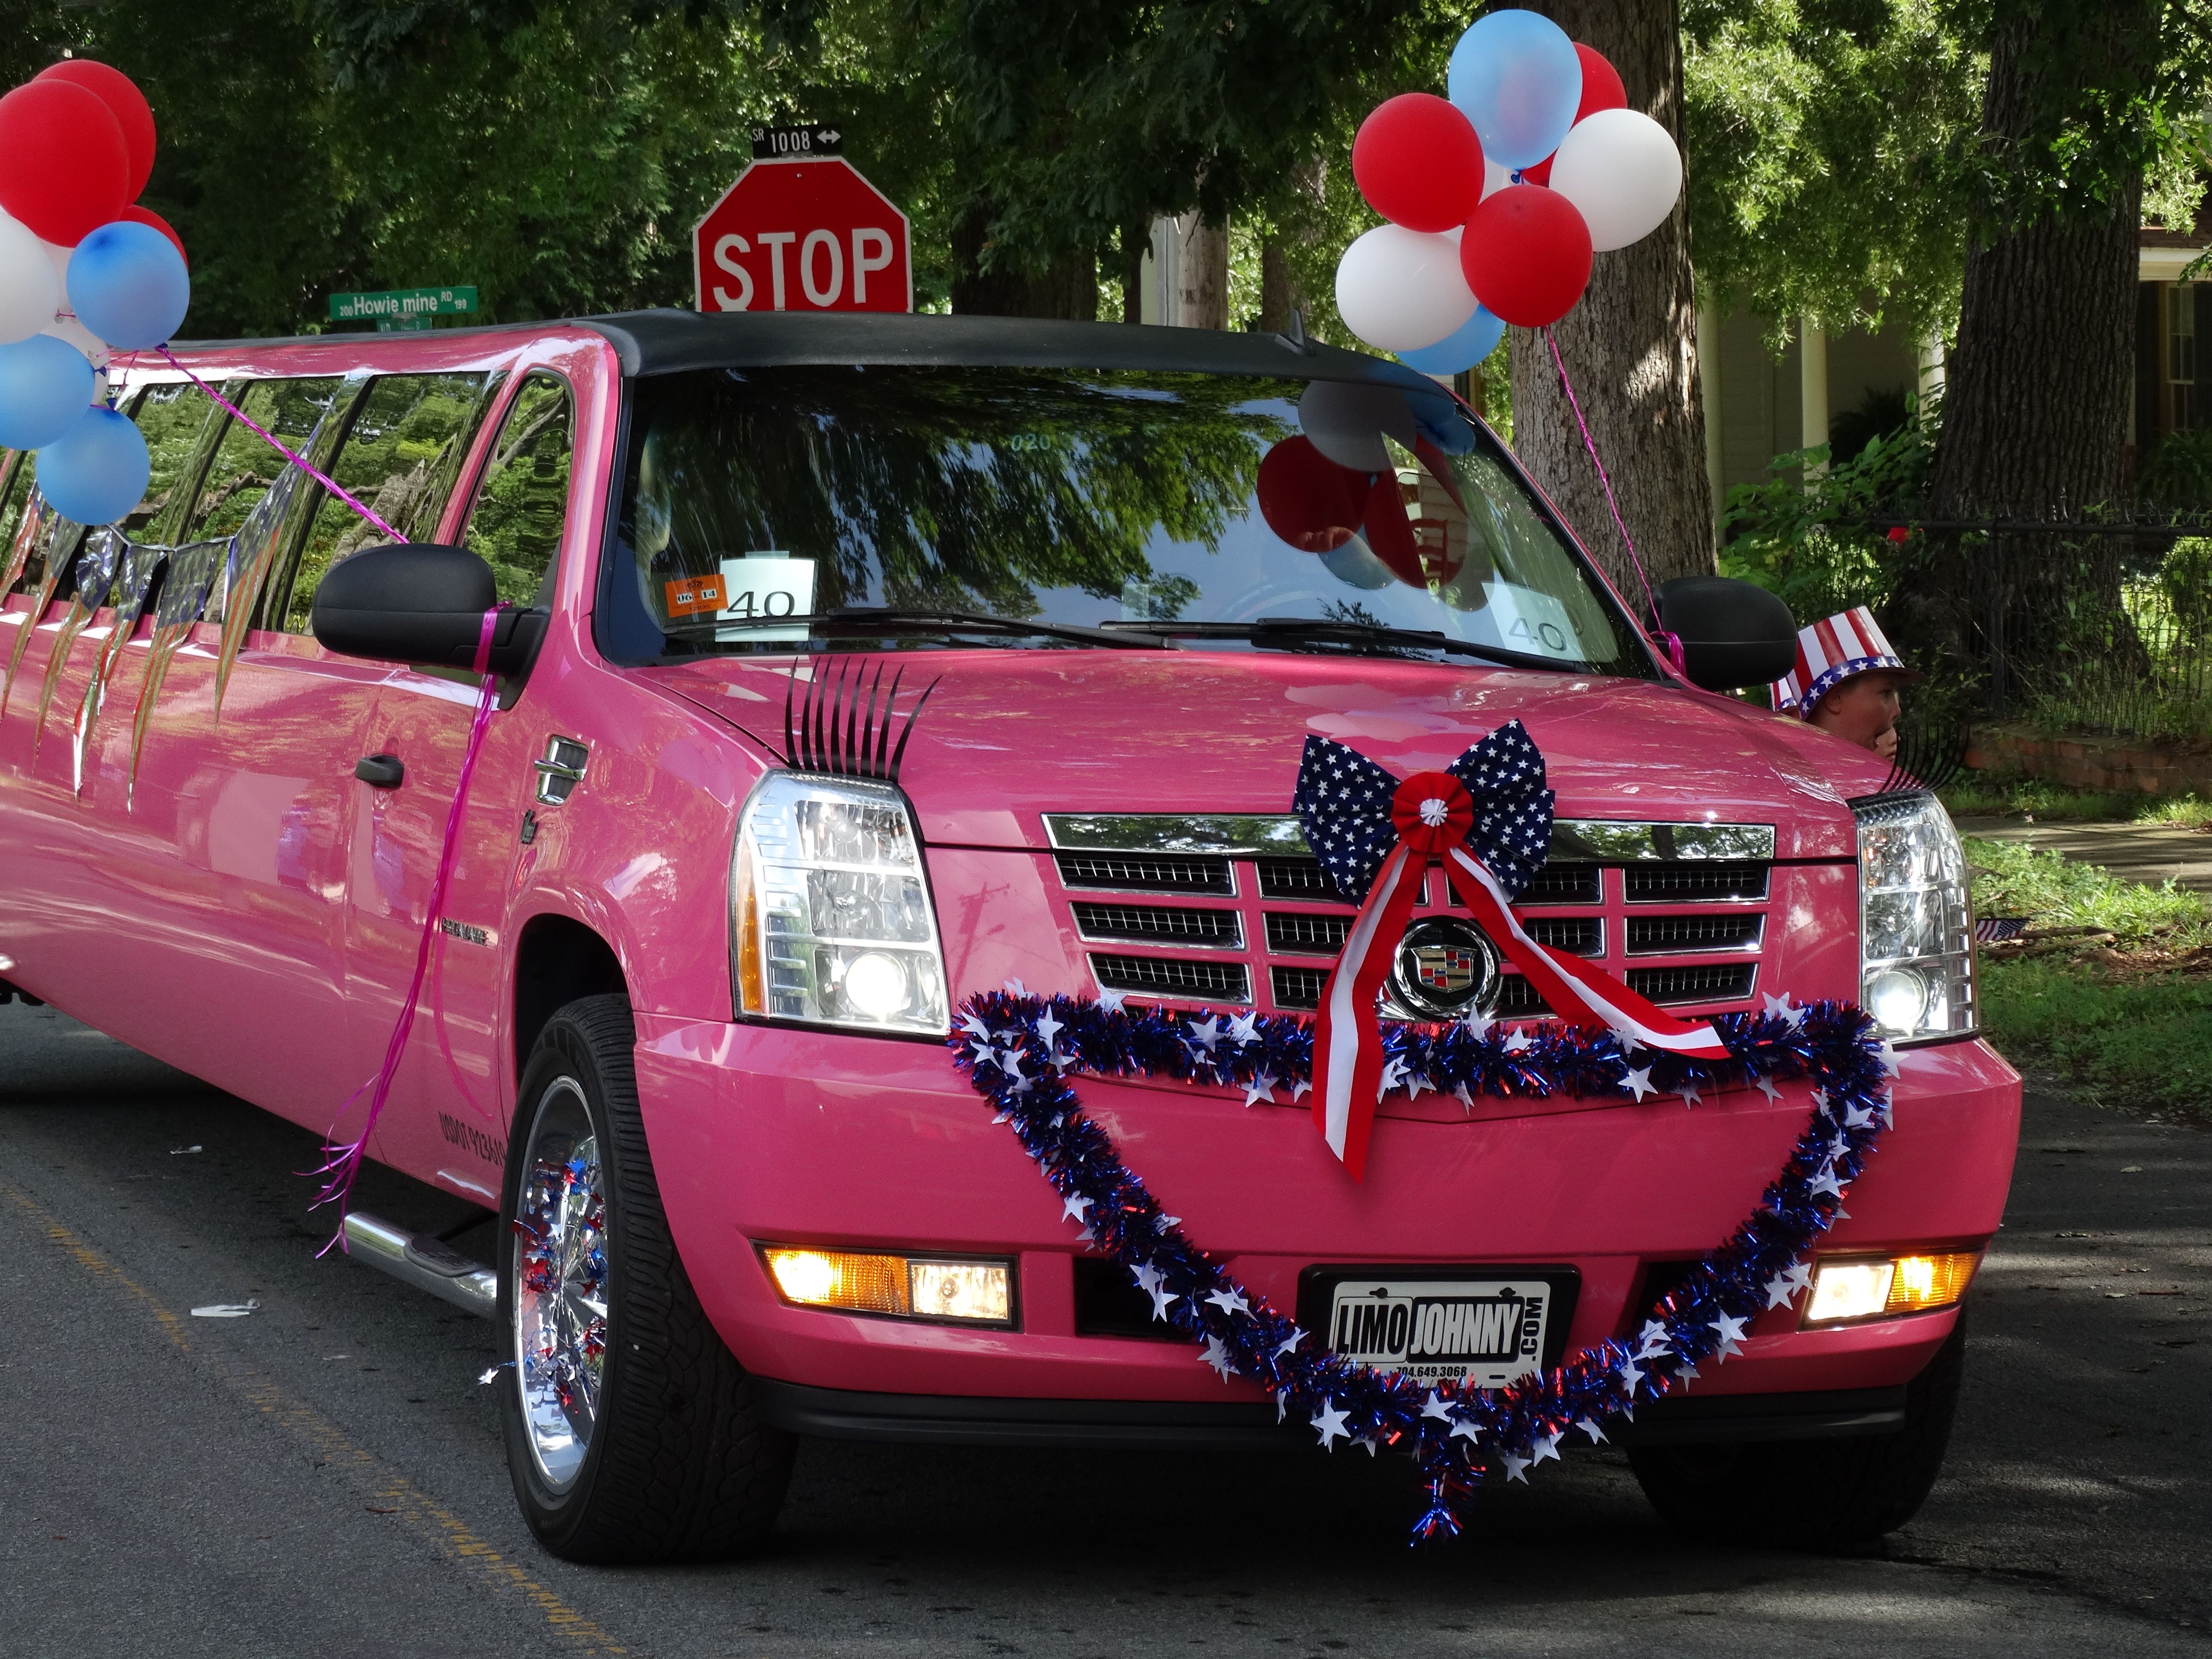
<box><xmin>311</xmin><ymin>542</ymin><xmax>544</xmax><ymax>675</ymax></box>
<box><xmin>1655</xmin><ymin>576</ymin><xmax>1797</xmax><ymax>692</ymax></box>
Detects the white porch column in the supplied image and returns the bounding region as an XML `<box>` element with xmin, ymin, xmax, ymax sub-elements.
<box><xmin>1917</xmin><ymin>332</ymin><xmax>1946</xmax><ymax>403</ymax></box>
<box><xmin>1799</xmin><ymin>314</ymin><xmax>1829</xmax><ymax>479</ymax></box>
<box><xmin>1696</xmin><ymin>296</ymin><xmax>1724</xmax><ymax>539</ymax></box>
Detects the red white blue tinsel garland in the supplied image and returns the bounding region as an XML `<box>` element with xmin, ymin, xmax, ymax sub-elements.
<box><xmin>950</xmin><ymin>988</ymin><xmax>1898</xmax><ymax>1543</ymax></box>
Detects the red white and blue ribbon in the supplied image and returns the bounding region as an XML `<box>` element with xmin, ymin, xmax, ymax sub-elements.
<box><xmin>1294</xmin><ymin>722</ymin><xmax>1731</xmax><ymax>1179</ymax></box>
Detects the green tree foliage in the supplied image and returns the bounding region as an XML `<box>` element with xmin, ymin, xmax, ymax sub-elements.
<box><xmin>3</xmin><ymin>0</ymin><xmax>959</xmax><ymax>335</ymax></box>
<box><xmin>1684</xmin><ymin>0</ymin><xmax>1985</xmax><ymax>340</ymax></box>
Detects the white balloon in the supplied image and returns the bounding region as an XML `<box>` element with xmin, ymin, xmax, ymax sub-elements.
<box><xmin>1333</xmin><ymin>223</ymin><xmax>1479</xmax><ymax>354</ymax></box>
<box><xmin>1547</xmin><ymin>108</ymin><xmax>1683</xmax><ymax>252</ymax></box>
<box><xmin>1298</xmin><ymin>381</ymin><xmax>1420</xmax><ymax>473</ymax></box>
<box><xmin>43</xmin><ymin>316</ymin><xmax>111</xmax><ymax>371</ymax></box>
<box><xmin>0</xmin><ymin>213</ymin><xmax>60</xmax><ymax>345</ymax></box>
<box><xmin>1482</xmin><ymin>158</ymin><xmax>1514</xmax><ymax>202</ymax></box>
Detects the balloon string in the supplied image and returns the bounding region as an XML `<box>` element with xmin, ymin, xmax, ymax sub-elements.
<box><xmin>308</xmin><ymin>604</ymin><xmax>507</xmax><ymax>1248</ymax></box>
<box><xmin>148</xmin><ymin>345</ymin><xmax>405</xmax><ymax>544</ymax></box>
<box><xmin>1542</xmin><ymin>326</ymin><xmax>1685</xmax><ymax>676</ymax></box>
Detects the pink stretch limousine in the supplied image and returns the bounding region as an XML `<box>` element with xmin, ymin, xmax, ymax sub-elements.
<box><xmin>0</xmin><ymin>312</ymin><xmax>2018</xmax><ymax>1561</ymax></box>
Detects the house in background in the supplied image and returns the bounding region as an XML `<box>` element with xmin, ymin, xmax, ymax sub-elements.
<box><xmin>2137</xmin><ymin>228</ymin><xmax>2209</xmax><ymax>457</ymax></box>
<box><xmin>1700</xmin><ymin>226</ymin><xmax>2211</xmax><ymax>525</ymax></box>
<box><xmin>1695</xmin><ymin>303</ymin><xmax>1935</xmax><ymax>524</ymax></box>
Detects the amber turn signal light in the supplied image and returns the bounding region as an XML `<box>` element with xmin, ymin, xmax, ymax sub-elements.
<box><xmin>760</xmin><ymin>1246</ymin><xmax>1013</xmax><ymax>1325</ymax></box>
<box><xmin>1804</xmin><ymin>1251</ymin><xmax>1979</xmax><ymax>1325</ymax></box>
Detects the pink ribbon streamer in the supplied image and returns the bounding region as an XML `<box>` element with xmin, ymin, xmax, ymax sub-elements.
<box><xmin>1542</xmin><ymin>327</ymin><xmax>1688</xmax><ymax>678</ymax></box>
<box><xmin>152</xmin><ymin>344</ymin><xmax>405</xmax><ymax>544</ymax></box>
<box><xmin>312</xmin><ymin>605</ymin><xmax>505</xmax><ymax>1244</ymax></box>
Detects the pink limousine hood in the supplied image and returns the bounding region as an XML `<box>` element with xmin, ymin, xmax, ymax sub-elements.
<box><xmin>649</xmin><ymin>651</ymin><xmax>1895</xmax><ymax>860</ymax></box>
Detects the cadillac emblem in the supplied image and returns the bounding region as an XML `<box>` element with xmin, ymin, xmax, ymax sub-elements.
<box><xmin>1386</xmin><ymin>917</ymin><xmax>1501</xmax><ymax>1020</ymax></box>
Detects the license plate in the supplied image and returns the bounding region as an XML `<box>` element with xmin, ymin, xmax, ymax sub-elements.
<box><xmin>1325</xmin><ymin>1276</ymin><xmax>1554</xmax><ymax>1387</ymax></box>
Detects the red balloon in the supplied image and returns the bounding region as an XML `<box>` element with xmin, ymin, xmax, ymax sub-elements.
<box><xmin>1257</xmin><ymin>436</ymin><xmax>1371</xmax><ymax>553</ymax></box>
<box><xmin>1459</xmin><ymin>185</ymin><xmax>1593</xmax><ymax>329</ymax></box>
<box><xmin>120</xmin><ymin>204</ymin><xmax>186</xmax><ymax>266</ymax></box>
<box><xmin>1520</xmin><ymin>46</ymin><xmax>1630</xmax><ymax>187</ymax></box>
<box><xmin>38</xmin><ymin>60</ymin><xmax>156</xmax><ymax>199</ymax></box>
<box><xmin>1359</xmin><ymin>473</ymin><xmax>1429</xmax><ymax>588</ymax></box>
<box><xmin>1351</xmin><ymin>93</ymin><xmax>1484</xmax><ymax>234</ymax></box>
<box><xmin>0</xmin><ymin>80</ymin><xmax>131</xmax><ymax>245</ymax></box>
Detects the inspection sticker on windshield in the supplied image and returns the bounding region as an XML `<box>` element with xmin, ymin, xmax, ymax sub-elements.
<box><xmin>1326</xmin><ymin>1276</ymin><xmax>1551</xmax><ymax>1387</ymax></box>
<box><xmin>664</xmin><ymin>574</ymin><xmax>726</xmax><ymax>617</ymax></box>
<box><xmin>716</xmin><ymin>553</ymin><xmax>817</xmax><ymax>643</ymax></box>
<box><xmin>1483</xmin><ymin>580</ymin><xmax>1582</xmax><ymax>659</ymax></box>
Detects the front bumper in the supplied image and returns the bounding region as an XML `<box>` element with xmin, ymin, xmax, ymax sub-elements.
<box><xmin>634</xmin><ymin>1016</ymin><xmax>2019</xmax><ymax>1436</ymax></box>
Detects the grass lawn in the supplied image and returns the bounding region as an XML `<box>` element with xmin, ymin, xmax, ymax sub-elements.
<box><xmin>1966</xmin><ymin>836</ymin><xmax>2212</xmax><ymax>1121</ymax></box>
<box><xmin>1941</xmin><ymin>776</ymin><xmax>2212</xmax><ymax>827</ymax></box>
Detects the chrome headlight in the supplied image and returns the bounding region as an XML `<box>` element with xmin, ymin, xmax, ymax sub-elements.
<box><xmin>1852</xmin><ymin>790</ymin><xmax>1975</xmax><ymax>1042</ymax></box>
<box><xmin>732</xmin><ymin>771</ymin><xmax>949</xmax><ymax>1035</ymax></box>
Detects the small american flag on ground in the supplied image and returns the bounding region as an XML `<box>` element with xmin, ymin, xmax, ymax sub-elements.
<box><xmin>1976</xmin><ymin>917</ymin><xmax>2029</xmax><ymax>943</ymax></box>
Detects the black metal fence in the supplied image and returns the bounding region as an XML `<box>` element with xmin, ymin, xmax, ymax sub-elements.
<box><xmin>1866</xmin><ymin>517</ymin><xmax>2212</xmax><ymax>742</ymax></box>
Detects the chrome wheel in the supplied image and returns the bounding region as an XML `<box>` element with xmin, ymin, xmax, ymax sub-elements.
<box><xmin>511</xmin><ymin>1076</ymin><xmax>608</xmax><ymax>1492</ymax></box>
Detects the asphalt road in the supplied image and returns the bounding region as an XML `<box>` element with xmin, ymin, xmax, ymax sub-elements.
<box><xmin>1</xmin><ymin>1000</ymin><xmax>2205</xmax><ymax>1659</ymax></box>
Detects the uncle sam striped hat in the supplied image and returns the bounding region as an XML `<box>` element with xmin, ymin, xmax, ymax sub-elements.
<box><xmin>1770</xmin><ymin>605</ymin><xmax>1921</xmax><ymax>716</ymax></box>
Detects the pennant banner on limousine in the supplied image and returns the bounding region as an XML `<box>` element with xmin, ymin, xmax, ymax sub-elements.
<box><xmin>1292</xmin><ymin>721</ymin><xmax>1732</xmax><ymax>1179</ymax></box>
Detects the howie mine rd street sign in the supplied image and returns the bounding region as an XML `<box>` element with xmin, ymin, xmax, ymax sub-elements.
<box><xmin>329</xmin><ymin>286</ymin><xmax>478</xmax><ymax>332</ymax></box>
<box><xmin>692</xmin><ymin>136</ymin><xmax>911</xmax><ymax>315</ymax></box>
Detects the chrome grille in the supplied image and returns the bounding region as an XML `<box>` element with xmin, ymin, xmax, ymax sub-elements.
<box><xmin>1255</xmin><ymin>857</ymin><xmax>1350</xmax><ymax>902</ymax></box>
<box><xmin>1055</xmin><ymin>852</ymin><xmax>1231</xmax><ymax>894</ymax></box>
<box><xmin>1624</xmin><ymin>861</ymin><xmax>1768</xmax><ymax>902</ymax></box>
<box><xmin>1090</xmin><ymin>953</ymin><xmax>1251</xmax><ymax>1002</ymax></box>
<box><xmin>1266</xmin><ymin>912</ymin><xmax>1350</xmax><ymax>955</ymax></box>
<box><xmin>1625</xmin><ymin>963</ymin><xmax>1758</xmax><ymax>1004</ymax></box>
<box><xmin>1525</xmin><ymin>917</ymin><xmax>1601</xmax><ymax>956</ymax></box>
<box><xmin>1045</xmin><ymin>815</ymin><xmax>1784</xmax><ymax>1020</ymax></box>
<box><xmin>1071</xmin><ymin>902</ymin><xmax>1241</xmax><ymax>947</ymax></box>
<box><xmin>1627</xmin><ymin>914</ymin><xmax>1763</xmax><ymax>954</ymax></box>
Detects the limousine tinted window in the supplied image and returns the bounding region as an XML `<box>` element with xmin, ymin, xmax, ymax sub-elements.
<box><xmin>180</xmin><ymin>377</ymin><xmax>344</xmax><ymax>545</ymax></box>
<box><xmin>599</xmin><ymin>365</ymin><xmax>1643</xmax><ymax>672</ymax></box>
<box><xmin>276</xmin><ymin>371</ymin><xmax>500</xmax><ymax>634</ymax></box>
<box><xmin>464</xmin><ymin>372</ymin><xmax>571</xmax><ymax>606</ymax></box>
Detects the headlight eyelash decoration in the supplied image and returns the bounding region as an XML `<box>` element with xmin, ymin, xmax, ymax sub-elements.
<box><xmin>950</xmin><ymin>988</ymin><xmax>1896</xmax><ymax>1544</ymax></box>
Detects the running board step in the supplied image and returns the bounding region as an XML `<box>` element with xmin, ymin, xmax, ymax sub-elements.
<box><xmin>343</xmin><ymin>1211</ymin><xmax>498</xmax><ymax>1319</ymax></box>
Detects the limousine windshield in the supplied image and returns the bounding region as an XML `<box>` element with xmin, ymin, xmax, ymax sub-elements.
<box><xmin>594</xmin><ymin>365</ymin><xmax>1653</xmax><ymax>675</ymax></box>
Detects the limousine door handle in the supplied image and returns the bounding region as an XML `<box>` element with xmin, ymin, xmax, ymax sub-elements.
<box><xmin>355</xmin><ymin>753</ymin><xmax>405</xmax><ymax>789</ymax></box>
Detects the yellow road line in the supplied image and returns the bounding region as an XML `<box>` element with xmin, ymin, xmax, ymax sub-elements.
<box><xmin>4</xmin><ymin>1182</ymin><xmax>628</xmax><ymax>1655</ymax></box>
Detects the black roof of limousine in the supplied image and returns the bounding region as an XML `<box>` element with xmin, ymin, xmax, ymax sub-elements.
<box><xmin>174</xmin><ymin>308</ymin><xmax>1440</xmax><ymax>392</ymax></box>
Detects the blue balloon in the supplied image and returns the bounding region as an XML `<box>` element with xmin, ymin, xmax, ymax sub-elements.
<box><xmin>68</xmin><ymin>221</ymin><xmax>192</xmax><ymax>351</ymax></box>
<box><xmin>1448</xmin><ymin>10</ymin><xmax>1583</xmax><ymax>171</ymax></box>
<box><xmin>0</xmin><ymin>333</ymin><xmax>95</xmax><ymax>451</ymax></box>
<box><xmin>1397</xmin><ymin>306</ymin><xmax>1507</xmax><ymax>376</ymax></box>
<box><xmin>36</xmin><ymin>405</ymin><xmax>149</xmax><ymax>526</ymax></box>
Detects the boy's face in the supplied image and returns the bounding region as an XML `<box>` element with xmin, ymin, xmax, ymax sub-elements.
<box><xmin>1808</xmin><ymin>672</ymin><xmax>1905</xmax><ymax>759</ymax></box>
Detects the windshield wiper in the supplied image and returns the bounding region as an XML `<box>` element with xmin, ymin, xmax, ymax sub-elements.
<box><xmin>1099</xmin><ymin>617</ymin><xmax>1569</xmax><ymax>671</ymax></box>
<box><xmin>664</xmin><ymin>608</ymin><xmax>1167</xmax><ymax>650</ymax></box>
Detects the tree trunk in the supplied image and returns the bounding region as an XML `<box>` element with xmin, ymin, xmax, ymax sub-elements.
<box><xmin>1260</xmin><ymin>159</ymin><xmax>1325</xmax><ymax>333</ymax></box>
<box><xmin>951</xmin><ymin>206</ymin><xmax>1099</xmax><ymax>319</ymax></box>
<box><xmin>1176</xmin><ymin>214</ymin><xmax>1229</xmax><ymax>329</ymax></box>
<box><xmin>1260</xmin><ymin>239</ymin><xmax>1305</xmax><ymax>334</ymax></box>
<box><xmin>1928</xmin><ymin>24</ymin><xmax>2142</xmax><ymax>520</ymax></box>
<box><xmin>1504</xmin><ymin>0</ymin><xmax>1712</xmax><ymax>615</ymax></box>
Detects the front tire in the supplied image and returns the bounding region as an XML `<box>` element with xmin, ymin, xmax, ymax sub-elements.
<box><xmin>499</xmin><ymin>994</ymin><xmax>794</xmax><ymax>1562</ymax></box>
<box><xmin>1626</xmin><ymin>1313</ymin><xmax>1967</xmax><ymax>1548</ymax></box>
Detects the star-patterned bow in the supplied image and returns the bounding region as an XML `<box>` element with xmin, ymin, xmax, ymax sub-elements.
<box><xmin>1292</xmin><ymin>722</ymin><xmax>1732</xmax><ymax>1179</ymax></box>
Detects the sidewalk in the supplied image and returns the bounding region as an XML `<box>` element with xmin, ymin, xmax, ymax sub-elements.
<box><xmin>1954</xmin><ymin>818</ymin><xmax>2212</xmax><ymax>898</ymax></box>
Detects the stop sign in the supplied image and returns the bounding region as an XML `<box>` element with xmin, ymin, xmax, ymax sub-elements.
<box><xmin>692</xmin><ymin>158</ymin><xmax>912</xmax><ymax>314</ymax></box>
